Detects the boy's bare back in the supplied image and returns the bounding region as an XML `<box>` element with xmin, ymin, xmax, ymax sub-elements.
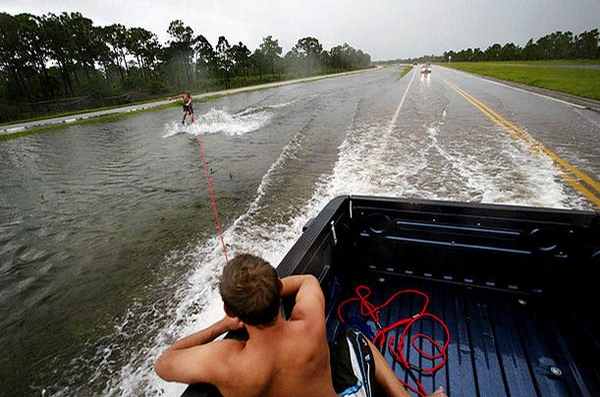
<box><xmin>214</xmin><ymin>314</ymin><xmax>338</xmax><ymax>397</ymax></box>
<box><xmin>155</xmin><ymin>255</ymin><xmax>447</xmax><ymax>397</ymax></box>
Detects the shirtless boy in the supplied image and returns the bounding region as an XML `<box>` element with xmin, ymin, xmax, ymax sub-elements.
<box><xmin>168</xmin><ymin>92</ymin><xmax>195</xmax><ymax>125</ymax></box>
<box><xmin>155</xmin><ymin>253</ymin><xmax>447</xmax><ymax>397</ymax></box>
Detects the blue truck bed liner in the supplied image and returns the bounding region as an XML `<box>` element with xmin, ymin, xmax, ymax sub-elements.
<box><xmin>327</xmin><ymin>274</ymin><xmax>597</xmax><ymax>397</ymax></box>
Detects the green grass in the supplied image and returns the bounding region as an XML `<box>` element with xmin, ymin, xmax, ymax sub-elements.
<box><xmin>399</xmin><ymin>65</ymin><xmax>413</xmax><ymax>79</ymax></box>
<box><xmin>444</xmin><ymin>61</ymin><xmax>600</xmax><ymax>100</ymax></box>
<box><xmin>0</xmin><ymin>102</ymin><xmax>174</xmax><ymax>142</ymax></box>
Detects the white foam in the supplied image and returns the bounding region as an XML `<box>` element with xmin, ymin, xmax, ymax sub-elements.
<box><xmin>98</xmin><ymin>238</ymin><xmax>228</xmax><ymax>396</ymax></box>
<box><xmin>194</xmin><ymin>108</ymin><xmax>272</xmax><ymax>136</ymax></box>
<box><xmin>162</xmin><ymin>122</ymin><xmax>190</xmax><ymax>138</ymax></box>
<box><xmin>162</xmin><ymin>106</ymin><xmax>277</xmax><ymax>139</ymax></box>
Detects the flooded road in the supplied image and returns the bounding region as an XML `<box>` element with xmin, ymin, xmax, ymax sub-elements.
<box><xmin>0</xmin><ymin>65</ymin><xmax>598</xmax><ymax>396</ymax></box>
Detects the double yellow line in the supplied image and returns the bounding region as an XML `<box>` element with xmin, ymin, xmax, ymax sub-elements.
<box><xmin>442</xmin><ymin>76</ymin><xmax>600</xmax><ymax>208</ymax></box>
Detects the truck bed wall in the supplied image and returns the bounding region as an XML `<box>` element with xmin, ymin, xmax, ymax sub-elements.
<box><xmin>324</xmin><ymin>196</ymin><xmax>600</xmax><ymax>397</ymax></box>
<box><xmin>345</xmin><ymin>196</ymin><xmax>599</xmax><ymax>301</ymax></box>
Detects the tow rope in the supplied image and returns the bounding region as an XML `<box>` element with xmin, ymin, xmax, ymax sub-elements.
<box><xmin>195</xmin><ymin>133</ymin><xmax>228</xmax><ymax>263</ymax></box>
<box><xmin>337</xmin><ymin>285</ymin><xmax>450</xmax><ymax>397</ymax></box>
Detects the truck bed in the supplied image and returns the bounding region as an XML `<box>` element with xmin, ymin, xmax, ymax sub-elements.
<box><xmin>182</xmin><ymin>195</ymin><xmax>599</xmax><ymax>397</ymax></box>
<box><xmin>325</xmin><ymin>273</ymin><xmax>597</xmax><ymax>397</ymax></box>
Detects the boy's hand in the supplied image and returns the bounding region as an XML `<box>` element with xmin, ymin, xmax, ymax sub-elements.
<box><xmin>221</xmin><ymin>315</ymin><xmax>244</xmax><ymax>331</ymax></box>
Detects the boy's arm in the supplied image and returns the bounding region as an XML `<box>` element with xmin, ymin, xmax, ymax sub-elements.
<box><xmin>280</xmin><ymin>275</ymin><xmax>325</xmax><ymax>320</ymax></box>
<box><xmin>154</xmin><ymin>315</ymin><xmax>243</xmax><ymax>383</ymax></box>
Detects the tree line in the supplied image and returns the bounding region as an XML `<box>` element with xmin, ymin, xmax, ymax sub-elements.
<box><xmin>0</xmin><ymin>12</ymin><xmax>372</xmax><ymax>123</ymax></box>
<box><xmin>442</xmin><ymin>29</ymin><xmax>599</xmax><ymax>63</ymax></box>
<box><xmin>379</xmin><ymin>29</ymin><xmax>599</xmax><ymax>65</ymax></box>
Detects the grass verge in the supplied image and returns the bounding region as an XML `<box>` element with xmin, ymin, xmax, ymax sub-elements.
<box><xmin>399</xmin><ymin>65</ymin><xmax>413</xmax><ymax>79</ymax></box>
<box><xmin>443</xmin><ymin>61</ymin><xmax>600</xmax><ymax>100</ymax></box>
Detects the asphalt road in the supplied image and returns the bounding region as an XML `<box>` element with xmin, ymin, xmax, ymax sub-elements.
<box><xmin>426</xmin><ymin>65</ymin><xmax>600</xmax><ymax>208</ymax></box>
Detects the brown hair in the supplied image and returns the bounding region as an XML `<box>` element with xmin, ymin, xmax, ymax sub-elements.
<box><xmin>219</xmin><ymin>253</ymin><xmax>280</xmax><ymax>327</ymax></box>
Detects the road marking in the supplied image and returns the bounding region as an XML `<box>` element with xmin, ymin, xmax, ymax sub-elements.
<box><xmin>381</xmin><ymin>68</ymin><xmax>417</xmax><ymax>155</ymax></box>
<box><xmin>389</xmin><ymin>69</ymin><xmax>417</xmax><ymax>133</ymax></box>
<box><xmin>442</xmin><ymin>76</ymin><xmax>600</xmax><ymax>208</ymax></box>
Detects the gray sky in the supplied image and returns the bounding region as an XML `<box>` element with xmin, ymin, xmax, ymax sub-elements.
<box><xmin>3</xmin><ymin>0</ymin><xmax>599</xmax><ymax>60</ymax></box>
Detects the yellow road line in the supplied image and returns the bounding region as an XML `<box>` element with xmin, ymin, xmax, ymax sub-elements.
<box><xmin>441</xmin><ymin>76</ymin><xmax>600</xmax><ymax>208</ymax></box>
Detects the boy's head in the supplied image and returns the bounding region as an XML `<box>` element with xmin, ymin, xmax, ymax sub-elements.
<box><xmin>219</xmin><ymin>253</ymin><xmax>280</xmax><ymax>327</ymax></box>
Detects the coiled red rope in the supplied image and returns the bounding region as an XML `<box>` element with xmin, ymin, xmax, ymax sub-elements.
<box><xmin>337</xmin><ymin>285</ymin><xmax>450</xmax><ymax>397</ymax></box>
<box><xmin>196</xmin><ymin>134</ymin><xmax>228</xmax><ymax>263</ymax></box>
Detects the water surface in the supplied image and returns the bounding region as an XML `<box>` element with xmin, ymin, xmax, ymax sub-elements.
<box><xmin>0</xmin><ymin>66</ymin><xmax>596</xmax><ymax>396</ymax></box>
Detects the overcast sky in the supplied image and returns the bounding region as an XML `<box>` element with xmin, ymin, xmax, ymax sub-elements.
<box><xmin>3</xmin><ymin>0</ymin><xmax>599</xmax><ymax>60</ymax></box>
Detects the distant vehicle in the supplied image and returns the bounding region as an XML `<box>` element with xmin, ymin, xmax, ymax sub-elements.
<box><xmin>421</xmin><ymin>63</ymin><xmax>431</xmax><ymax>74</ymax></box>
<box><xmin>413</xmin><ymin>62</ymin><xmax>418</xmax><ymax>66</ymax></box>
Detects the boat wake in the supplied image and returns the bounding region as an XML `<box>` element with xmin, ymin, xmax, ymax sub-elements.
<box><xmin>162</xmin><ymin>123</ymin><xmax>190</xmax><ymax>138</ymax></box>
<box><xmin>162</xmin><ymin>102</ymin><xmax>294</xmax><ymax>138</ymax></box>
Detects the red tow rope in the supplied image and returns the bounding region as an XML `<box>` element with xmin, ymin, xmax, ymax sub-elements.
<box><xmin>337</xmin><ymin>285</ymin><xmax>450</xmax><ymax>397</ymax></box>
<box><xmin>196</xmin><ymin>134</ymin><xmax>228</xmax><ymax>263</ymax></box>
